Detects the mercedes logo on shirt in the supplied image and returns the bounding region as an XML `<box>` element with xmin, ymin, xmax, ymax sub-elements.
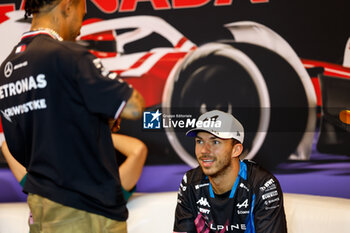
<box><xmin>4</xmin><ymin>62</ymin><xmax>13</xmax><ymax>78</ymax></box>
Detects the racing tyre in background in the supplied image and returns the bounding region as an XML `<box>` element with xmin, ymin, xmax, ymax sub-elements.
<box><xmin>163</xmin><ymin>41</ymin><xmax>314</xmax><ymax>170</ymax></box>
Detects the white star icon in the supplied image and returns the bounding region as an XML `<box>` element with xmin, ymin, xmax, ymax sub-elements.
<box><xmin>151</xmin><ymin>109</ymin><xmax>162</xmax><ymax>122</ymax></box>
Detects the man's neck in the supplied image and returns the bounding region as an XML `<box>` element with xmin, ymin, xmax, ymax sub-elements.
<box><xmin>208</xmin><ymin>160</ymin><xmax>240</xmax><ymax>195</ymax></box>
<box><xmin>30</xmin><ymin>1</ymin><xmax>66</xmax><ymax>40</ymax></box>
<box><xmin>31</xmin><ymin>14</ymin><xmax>60</xmax><ymax>33</ymax></box>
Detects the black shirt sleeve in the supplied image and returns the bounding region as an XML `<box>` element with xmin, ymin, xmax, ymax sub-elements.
<box><xmin>75</xmin><ymin>53</ymin><xmax>133</xmax><ymax>119</ymax></box>
<box><xmin>253</xmin><ymin>175</ymin><xmax>288</xmax><ymax>233</ymax></box>
<box><xmin>173</xmin><ymin>173</ymin><xmax>197</xmax><ymax>233</ymax></box>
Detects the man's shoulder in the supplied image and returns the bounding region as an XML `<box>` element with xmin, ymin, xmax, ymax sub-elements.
<box><xmin>244</xmin><ymin>159</ymin><xmax>273</xmax><ymax>175</ymax></box>
<box><xmin>42</xmin><ymin>39</ymin><xmax>96</xmax><ymax>71</ymax></box>
<box><xmin>243</xmin><ymin>160</ymin><xmax>279</xmax><ymax>187</ymax></box>
<box><xmin>61</xmin><ymin>40</ymin><xmax>89</xmax><ymax>52</ymax></box>
<box><xmin>55</xmin><ymin>40</ymin><xmax>92</xmax><ymax>58</ymax></box>
<box><xmin>16</xmin><ymin>36</ymin><xmax>91</xmax><ymax>66</ymax></box>
<box><xmin>33</xmin><ymin>35</ymin><xmax>91</xmax><ymax>58</ymax></box>
<box><xmin>182</xmin><ymin>166</ymin><xmax>206</xmax><ymax>185</ymax></box>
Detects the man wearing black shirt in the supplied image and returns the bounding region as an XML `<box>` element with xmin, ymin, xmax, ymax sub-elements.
<box><xmin>173</xmin><ymin>110</ymin><xmax>287</xmax><ymax>233</ymax></box>
<box><xmin>0</xmin><ymin>0</ymin><xmax>144</xmax><ymax>232</ymax></box>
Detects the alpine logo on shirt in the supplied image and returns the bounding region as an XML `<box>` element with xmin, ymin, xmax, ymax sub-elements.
<box><xmin>237</xmin><ymin>199</ymin><xmax>250</xmax><ymax>215</ymax></box>
<box><xmin>236</xmin><ymin>199</ymin><xmax>249</xmax><ymax>209</ymax></box>
<box><xmin>210</xmin><ymin>223</ymin><xmax>247</xmax><ymax>232</ymax></box>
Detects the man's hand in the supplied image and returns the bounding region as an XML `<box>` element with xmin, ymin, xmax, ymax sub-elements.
<box><xmin>121</xmin><ymin>89</ymin><xmax>145</xmax><ymax>120</ymax></box>
<box><xmin>110</xmin><ymin>118</ymin><xmax>121</xmax><ymax>133</ymax></box>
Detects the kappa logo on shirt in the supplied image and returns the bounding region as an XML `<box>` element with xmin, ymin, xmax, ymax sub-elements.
<box><xmin>196</xmin><ymin>197</ymin><xmax>210</xmax><ymax>207</ymax></box>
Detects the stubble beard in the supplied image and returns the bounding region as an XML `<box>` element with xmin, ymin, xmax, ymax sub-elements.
<box><xmin>200</xmin><ymin>154</ymin><xmax>232</xmax><ymax>178</ymax></box>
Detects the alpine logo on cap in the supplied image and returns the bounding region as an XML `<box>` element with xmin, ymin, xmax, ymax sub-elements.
<box><xmin>203</xmin><ymin>115</ymin><xmax>219</xmax><ymax>122</ymax></box>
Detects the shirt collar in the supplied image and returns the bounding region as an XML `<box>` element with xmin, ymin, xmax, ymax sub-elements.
<box><xmin>238</xmin><ymin>160</ymin><xmax>247</xmax><ymax>181</ymax></box>
<box><xmin>208</xmin><ymin>160</ymin><xmax>247</xmax><ymax>198</ymax></box>
<box><xmin>21</xmin><ymin>29</ymin><xmax>63</xmax><ymax>41</ymax></box>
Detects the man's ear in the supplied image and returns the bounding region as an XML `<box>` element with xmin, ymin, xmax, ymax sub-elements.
<box><xmin>232</xmin><ymin>143</ymin><xmax>243</xmax><ymax>158</ymax></box>
<box><xmin>59</xmin><ymin>0</ymin><xmax>74</xmax><ymax>16</ymax></box>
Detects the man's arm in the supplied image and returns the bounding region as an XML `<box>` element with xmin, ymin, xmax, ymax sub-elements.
<box><xmin>120</xmin><ymin>89</ymin><xmax>145</xmax><ymax>120</ymax></box>
<box><xmin>76</xmin><ymin>51</ymin><xmax>144</xmax><ymax>120</ymax></box>
<box><xmin>173</xmin><ymin>174</ymin><xmax>197</xmax><ymax>233</ymax></box>
<box><xmin>252</xmin><ymin>176</ymin><xmax>288</xmax><ymax>233</ymax></box>
<box><xmin>1</xmin><ymin>141</ymin><xmax>26</xmax><ymax>182</ymax></box>
<box><xmin>112</xmin><ymin>134</ymin><xmax>147</xmax><ymax>191</ymax></box>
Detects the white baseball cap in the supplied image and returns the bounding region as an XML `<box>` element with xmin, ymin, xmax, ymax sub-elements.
<box><xmin>186</xmin><ymin>110</ymin><xmax>244</xmax><ymax>143</ymax></box>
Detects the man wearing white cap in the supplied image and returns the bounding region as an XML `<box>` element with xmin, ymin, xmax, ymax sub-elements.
<box><xmin>173</xmin><ymin>110</ymin><xmax>287</xmax><ymax>233</ymax></box>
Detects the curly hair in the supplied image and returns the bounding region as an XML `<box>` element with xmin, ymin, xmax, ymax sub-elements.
<box><xmin>24</xmin><ymin>0</ymin><xmax>60</xmax><ymax>18</ymax></box>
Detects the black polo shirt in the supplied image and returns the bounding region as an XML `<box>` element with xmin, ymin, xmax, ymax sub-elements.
<box><xmin>0</xmin><ymin>30</ymin><xmax>133</xmax><ymax>221</ymax></box>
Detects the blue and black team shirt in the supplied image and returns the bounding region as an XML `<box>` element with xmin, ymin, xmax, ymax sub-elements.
<box><xmin>174</xmin><ymin>160</ymin><xmax>287</xmax><ymax>233</ymax></box>
<box><xmin>0</xmin><ymin>30</ymin><xmax>133</xmax><ymax>221</ymax></box>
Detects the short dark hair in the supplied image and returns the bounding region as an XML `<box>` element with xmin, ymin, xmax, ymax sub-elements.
<box><xmin>232</xmin><ymin>138</ymin><xmax>240</xmax><ymax>146</ymax></box>
<box><xmin>24</xmin><ymin>0</ymin><xmax>60</xmax><ymax>18</ymax></box>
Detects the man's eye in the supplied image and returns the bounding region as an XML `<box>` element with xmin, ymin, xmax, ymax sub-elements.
<box><xmin>213</xmin><ymin>140</ymin><xmax>220</xmax><ymax>145</ymax></box>
<box><xmin>196</xmin><ymin>139</ymin><xmax>203</xmax><ymax>144</ymax></box>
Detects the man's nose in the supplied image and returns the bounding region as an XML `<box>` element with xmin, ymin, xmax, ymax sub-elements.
<box><xmin>200</xmin><ymin>142</ymin><xmax>211</xmax><ymax>154</ymax></box>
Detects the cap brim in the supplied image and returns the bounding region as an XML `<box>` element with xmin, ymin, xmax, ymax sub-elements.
<box><xmin>186</xmin><ymin>128</ymin><xmax>234</xmax><ymax>140</ymax></box>
<box><xmin>185</xmin><ymin>128</ymin><xmax>201</xmax><ymax>137</ymax></box>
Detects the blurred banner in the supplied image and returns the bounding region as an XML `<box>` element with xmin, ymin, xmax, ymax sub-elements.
<box><xmin>0</xmin><ymin>0</ymin><xmax>349</xmax><ymax>172</ymax></box>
